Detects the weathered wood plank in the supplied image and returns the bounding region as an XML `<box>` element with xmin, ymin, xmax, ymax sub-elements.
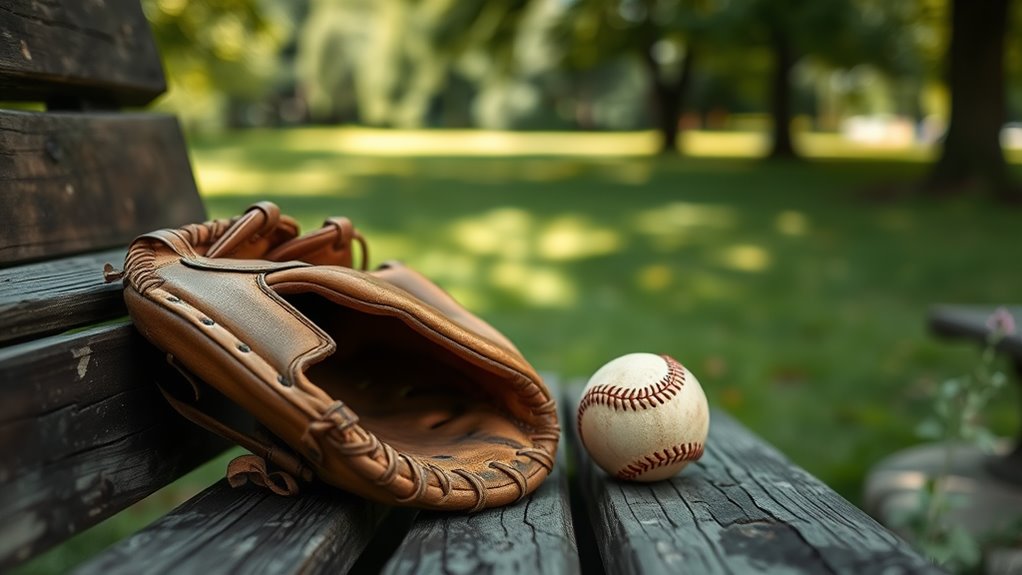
<box><xmin>0</xmin><ymin>323</ymin><xmax>229</xmax><ymax>570</ymax></box>
<box><xmin>0</xmin><ymin>248</ymin><xmax>126</xmax><ymax>344</ymax></box>
<box><xmin>73</xmin><ymin>479</ymin><xmax>392</xmax><ymax>575</ymax></box>
<box><xmin>0</xmin><ymin>110</ymin><xmax>205</xmax><ymax>266</ymax></box>
<box><xmin>564</xmin><ymin>388</ymin><xmax>944</xmax><ymax>574</ymax></box>
<box><xmin>929</xmin><ymin>305</ymin><xmax>1022</xmax><ymax>359</ymax></box>
<box><xmin>382</xmin><ymin>377</ymin><xmax>579</xmax><ymax>575</ymax></box>
<box><xmin>0</xmin><ymin>0</ymin><xmax>165</xmax><ymax>105</ymax></box>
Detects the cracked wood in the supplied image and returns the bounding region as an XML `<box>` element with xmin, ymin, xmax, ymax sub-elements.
<box><xmin>73</xmin><ymin>479</ymin><xmax>391</xmax><ymax>575</ymax></box>
<box><xmin>0</xmin><ymin>322</ymin><xmax>230</xmax><ymax>571</ymax></box>
<box><xmin>0</xmin><ymin>0</ymin><xmax>165</xmax><ymax>105</ymax></box>
<box><xmin>564</xmin><ymin>388</ymin><xmax>945</xmax><ymax>574</ymax></box>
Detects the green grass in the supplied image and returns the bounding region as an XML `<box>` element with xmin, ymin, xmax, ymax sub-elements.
<box><xmin>19</xmin><ymin>129</ymin><xmax>1022</xmax><ymax>572</ymax></box>
<box><xmin>188</xmin><ymin>129</ymin><xmax>1022</xmax><ymax>503</ymax></box>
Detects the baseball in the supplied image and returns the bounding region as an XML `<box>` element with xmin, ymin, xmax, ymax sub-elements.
<box><xmin>577</xmin><ymin>353</ymin><xmax>709</xmax><ymax>481</ymax></box>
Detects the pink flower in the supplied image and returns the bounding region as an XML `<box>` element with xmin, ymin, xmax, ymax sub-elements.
<box><xmin>986</xmin><ymin>307</ymin><xmax>1017</xmax><ymax>336</ymax></box>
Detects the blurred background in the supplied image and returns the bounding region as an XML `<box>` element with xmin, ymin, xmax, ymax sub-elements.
<box><xmin>20</xmin><ymin>0</ymin><xmax>1022</xmax><ymax>571</ymax></box>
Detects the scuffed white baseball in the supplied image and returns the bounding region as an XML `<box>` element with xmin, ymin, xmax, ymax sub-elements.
<box><xmin>577</xmin><ymin>352</ymin><xmax>709</xmax><ymax>481</ymax></box>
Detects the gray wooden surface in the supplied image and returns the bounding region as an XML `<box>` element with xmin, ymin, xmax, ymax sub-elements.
<box><xmin>73</xmin><ymin>479</ymin><xmax>391</xmax><ymax>575</ymax></box>
<box><xmin>382</xmin><ymin>378</ymin><xmax>579</xmax><ymax>575</ymax></box>
<box><xmin>0</xmin><ymin>0</ymin><xmax>165</xmax><ymax>106</ymax></box>
<box><xmin>0</xmin><ymin>323</ymin><xmax>228</xmax><ymax>570</ymax></box>
<box><xmin>564</xmin><ymin>388</ymin><xmax>944</xmax><ymax>574</ymax></box>
<box><xmin>0</xmin><ymin>249</ymin><xmax>126</xmax><ymax>344</ymax></box>
<box><xmin>0</xmin><ymin>110</ymin><xmax>204</xmax><ymax>266</ymax></box>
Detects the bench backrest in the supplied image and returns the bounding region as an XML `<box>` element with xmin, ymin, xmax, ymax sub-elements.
<box><xmin>0</xmin><ymin>1</ymin><xmax>220</xmax><ymax>569</ymax></box>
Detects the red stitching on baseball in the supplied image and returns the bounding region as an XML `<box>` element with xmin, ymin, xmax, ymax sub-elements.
<box><xmin>577</xmin><ymin>355</ymin><xmax>685</xmax><ymax>443</ymax></box>
<box><xmin>615</xmin><ymin>442</ymin><xmax>704</xmax><ymax>480</ymax></box>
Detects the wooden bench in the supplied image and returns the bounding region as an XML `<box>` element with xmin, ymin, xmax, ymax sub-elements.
<box><xmin>1</xmin><ymin>1</ymin><xmax>942</xmax><ymax>573</ymax></box>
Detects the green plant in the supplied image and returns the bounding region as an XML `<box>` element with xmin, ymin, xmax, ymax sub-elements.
<box><xmin>897</xmin><ymin>307</ymin><xmax>1016</xmax><ymax>572</ymax></box>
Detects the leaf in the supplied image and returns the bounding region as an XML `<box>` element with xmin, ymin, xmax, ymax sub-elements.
<box><xmin>915</xmin><ymin>418</ymin><xmax>944</xmax><ymax>440</ymax></box>
<box><xmin>972</xmin><ymin>427</ymin><xmax>1000</xmax><ymax>452</ymax></box>
<box><xmin>939</xmin><ymin>377</ymin><xmax>962</xmax><ymax>398</ymax></box>
<box><xmin>945</xmin><ymin>526</ymin><xmax>982</xmax><ymax>569</ymax></box>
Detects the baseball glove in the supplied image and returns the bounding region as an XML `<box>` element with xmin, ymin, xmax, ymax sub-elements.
<box><xmin>111</xmin><ymin>202</ymin><xmax>559</xmax><ymax>511</ymax></box>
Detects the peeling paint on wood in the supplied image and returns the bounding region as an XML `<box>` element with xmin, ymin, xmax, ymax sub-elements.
<box><xmin>71</xmin><ymin>345</ymin><xmax>91</xmax><ymax>379</ymax></box>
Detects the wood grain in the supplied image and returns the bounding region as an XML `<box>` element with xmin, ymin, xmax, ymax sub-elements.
<box><xmin>0</xmin><ymin>248</ymin><xmax>127</xmax><ymax>344</ymax></box>
<box><xmin>382</xmin><ymin>377</ymin><xmax>579</xmax><ymax>575</ymax></box>
<box><xmin>0</xmin><ymin>110</ymin><xmax>205</xmax><ymax>266</ymax></box>
<box><xmin>0</xmin><ymin>0</ymin><xmax>165</xmax><ymax>106</ymax></box>
<box><xmin>0</xmin><ymin>323</ymin><xmax>228</xmax><ymax>571</ymax></box>
<box><xmin>73</xmin><ymin>479</ymin><xmax>391</xmax><ymax>575</ymax></box>
<box><xmin>564</xmin><ymin>389</ymin><xmax>944</xmax><ymax>574</ymax></box>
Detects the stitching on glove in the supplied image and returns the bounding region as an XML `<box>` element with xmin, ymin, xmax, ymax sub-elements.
<box><xmin>516</xmin><ymin>447</ymin><xmax>554</xmax><ymax>471</ymax></box>
<box><xmin>451</xmin><ymin>469</ymin><xmax>487</xmax><ymax>513</ymax></box>
<box><xmin>394</xmin><ymin>454</ymin><xmax>428</xmax><ymax>504</ymax></box>
<box><xmin>374</xmin><ymin>443</ymin><xmax>400</xmax><ymax>486</ymax></box>
<box><xmin>426</xmin><ymin>463</ymin><xmax>452</xmax><ymax>502</ymax></box>
<box><xmin>488</xmin><ymin>461</ymin><xmax>528</xmax><ymax>503</ymax></box>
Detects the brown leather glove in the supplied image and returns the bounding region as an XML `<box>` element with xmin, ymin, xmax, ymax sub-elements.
<box><xmin>115</xmin><ymin>202</ymin><xmax>559</xmax><ymax>511</ymax></box>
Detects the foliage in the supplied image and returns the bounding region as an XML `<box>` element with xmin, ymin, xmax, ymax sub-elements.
<box><xmin>142</xmin><ymin>0</ymin><xmax>293</xmax><ymax>129</ymax></box>
<box><xmin>295</xmin><ymin>0</ymin><xmax>542</xmax><ymax>128</ymax></box>
<box><xmin>892</xmin><ymin>308</ymin><xmax>1015</xmax><ymax>572</ymax></box>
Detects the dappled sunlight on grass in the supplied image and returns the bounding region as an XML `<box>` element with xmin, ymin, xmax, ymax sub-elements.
<box><xmin>775</xmin><ymin>210</ymin><xmax>810</xmax><ymax>236</ymax></box>
<box><xmin>537</xmin><ymin>215</ymin><xmax>622</xmax><ymax>261</ymax></box>
<box><xmin>490</xmin><ymin>261</ymin><xmax>577</xmax><ymax>307</ymax></box>
<box><xmin>189</xmin><ymin>128</ymin><xmax>1022</xmax><ymax>507</ymax></box>
<box><xmin>632</xmin><ymin>201</ymin><xmax>738</xmax><ymax>252</ymax></box>
<box><xmin>450</xmin><ymin>208</ymin><xmax>533</xmax><ymax>260</ymax></box>
<box><xmin>270</xmin><ymin>127</ymin><xmax>661</xmax><ymax>156</ymax></box>
<box><xmin>195</xmin><ymin>161</ymin><xmax>358</xmax><ymax>196</ymax></box>
<box><xmin>636</xmin><ymin>264</ymin><xmax>672</xmax><ymax>292</ymax></box>
<box><xmin>717</xmin><ymin>244</ymin><xmax>772</xmax><ymax>273</ymax></box>
<box><xmin>190</xmin><ymin>126</ymin><xmax>991</xmax><ymax>165</ymax></box>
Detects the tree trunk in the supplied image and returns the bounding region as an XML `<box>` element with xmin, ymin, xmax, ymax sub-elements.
<box><xmin>926</xmin><ymin>0</ymin><xmax>1014</xmax><ymax>199</ymax></box>
<box><xmin>768</xmin><ymin>26</ymin><xmax>797</xmax><ymax>159</ymax></box>
<box><xmin>640</xmin><ymin>44</ymin><xmax>696</xmax><ymax>155</ymax></box>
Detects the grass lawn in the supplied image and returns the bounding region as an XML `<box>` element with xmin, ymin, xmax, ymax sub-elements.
<box><xmin>19</xmin><ymin>128</ymin><xmax>1022</xmax><ymax>572</ymax></box>
<box><xmin>191</xmin><ymin>128</ymin><xmax>1022</xmax><ymax>498</ymax></box>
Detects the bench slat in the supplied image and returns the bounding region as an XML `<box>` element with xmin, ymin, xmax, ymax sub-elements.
<box><xmin>382</xmin><ymin>377</ymin><xmax>579</xmax><ymax>575</ymax></box>
<box><xmin>0</xmin><ymin>249</ymin><xmax>126</xmax><ymax>344</ymax></box>
<box><xmin>73</xmin><ymin>479</ymin><xmax>391</xmax><ymax>575</ymax></box>
<box><xmin>0</xmin><ymin>0</ymin><xmax>164</xmax><ymax>105</ymax></box>
<box><xmin>0</xmin><ymin>110</ymin><xmax>204</xmax><ymax>266</ymax></box>
<box><xmin>564</xmin><ymin>389</ymin><xmax>942</xmax><ymax>574</ymax></box>
<box><xmin>0</xmin><ymin>323</ymin><xmax>228</xmax><ymax>570</ymax></box>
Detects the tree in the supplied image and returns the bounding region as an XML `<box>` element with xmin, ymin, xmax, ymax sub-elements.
<box><xmin>718</xmin><ymin>0</ymin><xmax>902</xmax><ymax>159</ymax></box>
<box><xmin>925</xmin><ymin>0</ymin><xmax>1017</xmax><ymax>200</ymax></box>
<box><xmin>297</xmin><ymin>0</ymin><xmax>535</xmax><ymax>128</ymax></box>
<box><xmin>142</xmin><ymin>0</ymin><xmax>291</xmax><ymax>129</ymax></box>
<box><xmin>559</xmin><ymin>0</ymin><xmax>706</xmax><ymax>154</ymax></box>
